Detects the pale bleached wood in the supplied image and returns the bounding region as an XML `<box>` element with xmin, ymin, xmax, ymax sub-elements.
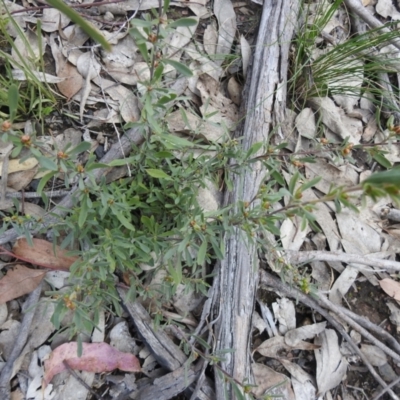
<box><xmin>211</xmin><ymin>0</ymin><xmax>299</xmax><ymax>397</ymax></box>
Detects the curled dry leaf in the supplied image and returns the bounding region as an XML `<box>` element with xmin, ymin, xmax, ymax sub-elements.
<box><xmin>379</xmin><ymin>278</ymin><xmax>400</xmax><ymax>301</ymax></box>
<box><xmin>13</xmin><ymin>238</ymin><xmax>79</xmax><ymax>271</ymax></box>
<box><xmin>254</xmin><ymin>335</ymin><xmax>320</xmax><ymax>358</ymax></box>
<box><xmin>0</xmin><ymin>265</ymin><xmax>46</xmax><ymax>304</ymax></box>
<box><xmin>43</xmin><ymin>342</ymin><xmax>141</xmax><ymax>387</ymax></box>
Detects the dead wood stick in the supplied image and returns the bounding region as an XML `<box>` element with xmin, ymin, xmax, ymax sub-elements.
<box><xmin>371</xmin><ymin>376</ymin><xmax>400</xmax><ymax>400</ymax></box>
<box><xmin>334</xmin><ymin>303</ymin><xmax>400</xmax><ymax>356</ymax></box>
<box><xmin>0</xmin><ymin>282</ymin><xmax>43</xmax><ymax>399</ymax></box>
<box><xmin>344</xmin><ymin>0</ymin><xmax>400</xmax><ymax>51</ymax></box>
<box><xmin>210</xmin><ymin>0</ymin><xmax>300</xmax><ymax>397</ymax></box>
<box><xmin>285</xmin><ymin>249</ymin><xmax>400</xmax><ymax>272</ymax></box>
<box><xmin>260</xmin><ymin>270</ymin><xmax>399</xmax><ymax>400</ymax></box>
<box><xmin>316</xmin><ymin>294</ymin><xmax>400</xmax><ymax>364</ymax></box>
<box><xmin>0</xmin><ymin>127</ymin><xmax>144</xmax><ymax>246</ymax></box>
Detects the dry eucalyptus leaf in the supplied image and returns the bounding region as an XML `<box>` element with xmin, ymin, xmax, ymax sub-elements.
<box><xmin>0</xmin><ymin>319</ymin><xmax>21</xmax><ymax>359</ymax></box>
<box><xmin>314</xmin><ymin>329</ymin><xmax>347</xmax><ymax>395</ymax></box>
<box><xmin>41</xmin><ymin>8</ymin><xmax>70</xmax><ymax>32</ymax></box>
<box><xmin>255</xmin><ymin>335</ymin><xmax>320</xmax><ymax>358</ymax></box>
<box><xmin>227</xmin><ymin>76</ymin><xmax>242</xmax><ymax>105</ymax></box>
<box><xmin>196</xmin><ymin>74</ymin><xmax>239</xmax><ymax>131</ymax></box>
<box><xmin>284</xmin><ymin>322</ymin><xmax>327</xmax><ymax>347</ymax></box>
<box><xmin>13</xmin><ymin>238</ymin><xmax>79</xmax><ymax>271</ymax></box>
<box><xmin>11</xmin><ymin>29</ymin><xmax>46</xmax><ymax>68</ymax></box>
<box><xmin>376</xmin><ymin>0</ymin><xmax>400</xmax><ymax>19</ymax></box>
<box><xmin>308</xmin><ymin>97</ymin><xmax>362</xmax><ymax>144</ymax></box>
<box><xmin>0</xmin><ymin>265</ymin><xmax>46</xmax><ymax>304</ymax></box>
<box><xmin>0</xmin><ymin>158</ymin><xmax>38</xmax><ymax>176</ymax></box>
<box><xmin>203</xmin><ymin>22</ymin><xmax>218</xmax><ymax>56</ymax></box>
<box><xmin>7</xmin><ymin>167</ymin><xmax>39</xmax><ymax>191</ymax></box>
<box><xmin>272</xmin><ymin>298</ymin><xmax>296</xmax><ymax>335</ymax></box>
<box><xmin>50</xmin><ymin>34</ymin><xmax>83</xmax><ymax>99</ymax></box>
<box><xmin>295</xmin><ymin>108</ymin><xmax>316</xmax><ymax>139</ymax></box>
<box><xmin>252</xmin><ymin>363</ymin><xmax>296</xmax><ymax>399</ymax></box>
<box><xmin>240</xmin><ymin>35</ymin><xmax>251</xmax><ymax>78</ymax></box>
<box><xmin>214</xmin><ymin>0</ymin><xmax>236</xmax><ymax>65</ymax></box>
<box><xmin>379</xmin><ymin>278</ymin><xmax>400</xmax><ymax>301</ymax></box>
<box><xmin>360</xmin><ymin>344</ymin><xmax>387</xmax><ymax>367</ymax></box>
<box><xmin>43</xmin><ymin>342</ymin><xmax>141</xmax><ymax>387</ymax></box>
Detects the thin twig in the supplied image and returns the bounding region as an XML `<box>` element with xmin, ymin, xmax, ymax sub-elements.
<box><xmin>10</xmin><ymin>0</ymin><xmax>127</xmax><ymax>14</ymax></box>
<box><xmin>371</xmin><ymin>376</ymin><xmax>400</xmax><ymax>400</ymax></box>
<box><xmin>259</xmin><ymin>270</ymin><xmax>399</xmax><ymax>400</ymax></box>
<box><xmin>317</xmin><ymin>294</ymin><xmax>400</xmax><ymax>365</ymax></box>
<box><xmin>285</xmin><ymin>249</ymin><xmax>400</xmax><ymax>272</ymax></box>
<box><xmin>5</xmin><ymin>190</ymin><xmax>70</xmax><ymax>199</ymax></box>
<box><xmin>0</xmin><ymin>282</ymin><xmax>43</xmax><ymax>399</ymax></box>
<box><xmin>63</xmin><ymin>361</ymin><xmax>101</xmax><ymax>400</ymax></box>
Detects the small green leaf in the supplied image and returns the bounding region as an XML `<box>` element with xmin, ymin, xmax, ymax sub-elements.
<box><xmin>162</xmin><ymin>59</ymin><xmax>193</xmax><ymax>77</ymax></box>
<box><xmin>146</xmin><ymin>169</ymin><xmax>172</xmax><ymax>180</ymax></box>
<box><xmin>246</xmin><ymin>142</ymin><xmax>263</xmax><ymax>159</ymax></box>
<box><xmin>270</xmin><ymin>170</ymin><xmax>285</xmax><ymax>186</ymax></box>
<box><xmin>197</xmin><ymin>240</ymin><xmax>207</xmax><ymax>265</ymax></box>
<box><xmin>168</xmin><ymin>18</ymin><xmax>198</xmax><ymax>28</ymax></box>
<box><xmin>38</xmin><ymin>156</ymin><xmax>58</xmax><ymax>171</ymax></box>
<box><xmin>45</xmin><ymin>0</ymin><xmax>111</xmax><ymax>50</ymax></box>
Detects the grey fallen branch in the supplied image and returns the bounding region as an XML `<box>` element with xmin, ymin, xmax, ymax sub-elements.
<box><xmin>285</xmin><ymin>249</ymin><xmax>400</xmax><ymax>272</ymax></box>
<box><xmin>0</xmin><ymin>282</ymin><xmax>43</xmax><ymax>399</ymax></box>
<box><xmin>260</xmin><ymin>270</ymin><xmax>400</xmax><ymax>400</ymax></box>
<box><xmin>117</xmin><ymin>288</ymin><xmax>214</xmax><ymax>400</ymax></box>
<box><xmin>0</xmin><ymin>126</ymin><xmax>145</xmax><ymax>245</ymax></box>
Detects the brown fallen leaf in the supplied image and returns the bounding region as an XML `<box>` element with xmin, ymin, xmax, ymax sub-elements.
<box><xmin>43</xmin><ymin>342</ymin><xmax>141</xmax><ymax>387</ymax></box>
<box><xmin>0</xmin><ymin>264</ymin><xmax>46</xmax><ymax>304</ymax></box>
<box><xmin>379</xmin><ymin>278</ymin><xmax>400</xmax><ymax>301</ymax></box>
<box><xmin>13</xmin><ymin>238</ymin><xmax>79</xmax><ymax>271</ymax></box>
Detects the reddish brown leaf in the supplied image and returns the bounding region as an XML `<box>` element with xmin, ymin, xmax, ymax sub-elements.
<box><xmin>43</xmin><ymin>342</ymin><xmax>141</xmax><ymax>386</ymax></box>
<box><xmin>0</xmin><ymin>264</ymin><xmax>46</xmax><ymax>304</ymax></box>
<box><xmin>13</xmin><ymin>238</ymin><xmax>79</xmax><ymax>271</ymax></box>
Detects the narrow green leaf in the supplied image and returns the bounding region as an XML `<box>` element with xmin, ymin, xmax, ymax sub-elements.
<box><xmin>372</xmin><ymin>152</ymin><xmax>392</xmax><ymax>169</ymax></box>
<box><xmin>363</xmin><ymin>167</ymin><xmax>400</xmax><ymax>186</ymax></box>
<box><xmin>288</xmin><ymin>171</ymin><xmax>300</xmax><ymax>195</ymax></box>
<box><xmin>8</xmin><ymin>84</ymin><xmax>19</xmax><ymax>121</ymax></box>
<box><xmin>78</xmin><ymin>199</ymin><xmax>88</xmax><ymax>228</ymax></box>
<box><xmin>112</xmin><ymin>210</ymin><xmax>136</xmax><ymax>231</ymax></box>
<box><xmin>197</xmin><ymin>240</ymin><xmax>207</xmax><ymax>265</ymax></box>
<box><xmin>168</xmin><ymin>18</ymin><xmax>198</xmax><ymax>28</ymax></box>
<box><xmin>37</xmin><ymin>171</ymin><xmax>57</xmax><ymax>195</ymax></box>
<box><xmin>146</xmin><ymin>169</ymin><xmax>172</xmax><ymax>180</ymax></box>
<box><xmin>67</xmin><ymin>141</ymin><xmax>91</xmax><ymax>157</ymax></box>
<box><xmin>162</xmin><ymin>59</ymin><xmax>193</xmax><ymax>77</ymax></box>
<box><xmin>45</xmin><ymin>0</ymin><xmax>111</xmax><ymax>50</ymax></box>
<box><xmin>299</xmin><ymin>176</ymin><xmax>322</xmax><ymax>192</ymax></box>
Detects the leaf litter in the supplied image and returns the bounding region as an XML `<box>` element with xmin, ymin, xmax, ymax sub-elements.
<box><xmin>1</xmin><ymin>0</ymin><xmax>400</xmax><ymax>398</ymax></box>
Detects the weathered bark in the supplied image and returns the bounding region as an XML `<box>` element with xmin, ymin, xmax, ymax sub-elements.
<box><xmin>211</xmin><ymin>0</ymin><xmax>299</xmax><ymax>397</ymax></box>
